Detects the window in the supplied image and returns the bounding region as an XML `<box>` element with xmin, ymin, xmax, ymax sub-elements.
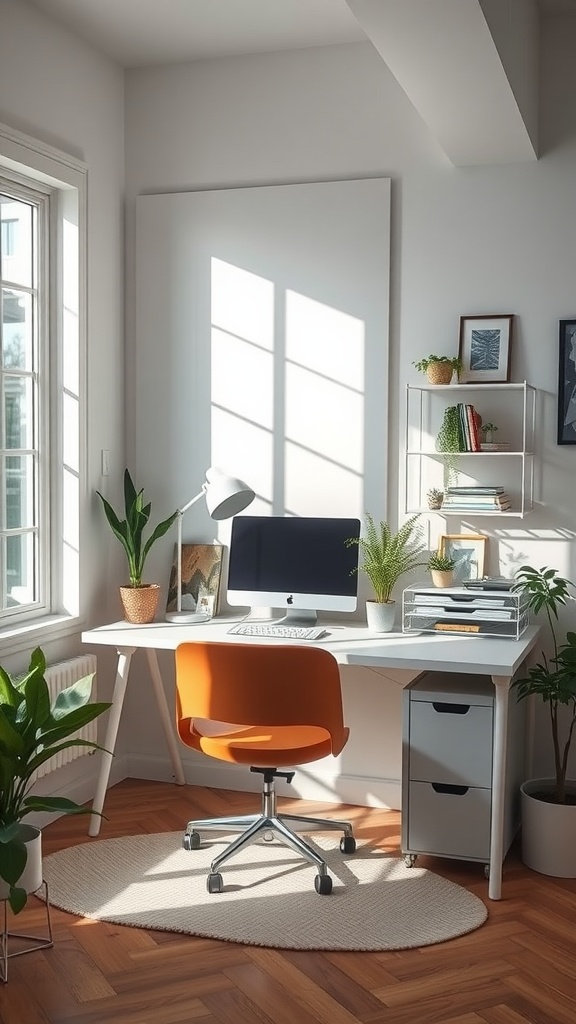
<box><xmin>1</xmin><ymin>184</ymin><xmax>45</xmax><ymax>617</ymax></box>
<box><xmin>0</xmin><ymin>122</ymin><xmax>87</xmax><ymax>645</ymax></box>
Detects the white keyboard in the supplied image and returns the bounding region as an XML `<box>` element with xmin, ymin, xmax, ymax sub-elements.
<box><xmin>227</xmin><ymin>623</ymin><xmax>329</xmax><ymax>641</ymax></box>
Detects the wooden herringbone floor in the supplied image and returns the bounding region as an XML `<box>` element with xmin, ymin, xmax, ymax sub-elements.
<box><xmin>1</xmin><ymin>778</ymin><xmax>576</xmax><ymax>1024</ymax></box>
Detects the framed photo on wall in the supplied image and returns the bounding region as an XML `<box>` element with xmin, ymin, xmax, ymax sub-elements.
<box><xmin>557</xmin><ymin>318</ymin><xmax>576</xmax><ymax>445</ymax></box>
<box><xmin>458</xmin><ymin>315</ymin><xmax>513</xmax><ymax>383</ymax></box>
<box><xmin>439</xmin><ymin>534</ymin><xmax>487</xmax><ymax>583</ymax></box>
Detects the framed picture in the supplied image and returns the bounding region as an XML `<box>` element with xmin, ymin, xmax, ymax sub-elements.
<box><xmin>557</xmin><ymin>319</ymin><xmax>576</xmax><ymax>445</ymax></box>
<box><xmin>439</xmin><ymin>534</ymin><xmax>487</xmax><ymax>583</ymax></box>
<box><xmin>166</xmin><ymin>543</ymin><xmax>223</xmax><ymax>615</ymax></box>
<box><xmin>458</xmin><ymin>315</ymin><xmax>513</xmax><ymax>383</ymax></box>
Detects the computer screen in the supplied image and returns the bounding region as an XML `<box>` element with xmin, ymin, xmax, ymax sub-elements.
<box><xmin>226</xmin><ymin>515</ymin><xmax>361</xmax><ymax>625</ymax></box>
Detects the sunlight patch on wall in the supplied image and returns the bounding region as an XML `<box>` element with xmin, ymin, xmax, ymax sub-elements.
<box><xmin>211</xmin><ymin>258</ymin><xmax>274</xmax><ymax>349</ymax></box>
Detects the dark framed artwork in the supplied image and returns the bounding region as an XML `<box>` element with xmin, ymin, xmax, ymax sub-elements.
<box><xmin>557</xmin><ymin>319</ymin><xmax>576</xmax><ymax>445</ymax></box>
<box><xmin>458</xmin><ymin>315</ymin><xmax>513</xmax><ymax>383</ymax></box>
<box><xmin>166</xmin><ymin>543</ymin><xmax>223</xmax><ymax>615</ymax></box>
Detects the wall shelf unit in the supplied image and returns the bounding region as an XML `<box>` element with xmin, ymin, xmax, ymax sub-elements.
<box><xmin>404</xmin><ymin>381</ymin><xmax>537</xmax><ymax>518</ymax></box>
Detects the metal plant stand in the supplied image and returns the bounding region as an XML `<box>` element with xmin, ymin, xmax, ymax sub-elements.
<box><xmin>0</xmin><ymin>881</ymin><xmax>54</xmax><ymax>983</ymax></box>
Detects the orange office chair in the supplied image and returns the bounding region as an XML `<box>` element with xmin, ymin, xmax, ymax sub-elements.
<box><xmin>175</xmin><ymin>641</ymin><xmax>356</xmax><ymax>895</ymax></box>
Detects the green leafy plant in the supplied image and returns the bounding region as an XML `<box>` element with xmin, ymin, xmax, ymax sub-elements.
<box><xmin>428</xmin><ymin>552</ymin><xmax>455</xmax><ymax>572</ymax></box>
<box><xmin>480</xmin><ymin>422</ymin><xmax>498</xmax><ymax>443</ymax></box>
<box><xmin>435</xmin><ymin>405</ymin><xmax>463</xmax><ymax>486</ymax></box>
<box><xmin>413</xmin><ymin>354</ymin><xmax>463</xmax><ymax>373</ymax></box>
<box><xmin>512</xmin><ymin>566</ymin><xmax>576</xmax><ymax>804</ymax></box>
<box><xmin>97</xmin><ymin>469</ymin><xmax>178</xmax><ymax>587</ymax></box>
<box><xmin>0</xmin><ymin>648</ymin><xmax>111</xmax><ymax>912</ymax></box>
<box><xmin>345</xmin><ymin>513</ymin><xmax>426</xmax><ymax>604</ymax></box>
<box><xmin>426</xmin><ymin>487</ymin><xmax>444</xmax><ymax>508</ymax></box>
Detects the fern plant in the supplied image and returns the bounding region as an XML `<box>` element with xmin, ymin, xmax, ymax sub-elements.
<box><xmin>345</xmin><ymin>513</ymin><xmax>426</xmax><ymax>604</ymax></box>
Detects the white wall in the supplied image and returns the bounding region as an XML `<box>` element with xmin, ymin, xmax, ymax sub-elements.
<box><xmin>0</xmin><ymin>0</ymin><xmax>127</xmax><ymax>776</ymax></box>
<box><xmin>123</xmin><ymin>20</ymin><xmax>576</xmax><ymax>797</ymax></box>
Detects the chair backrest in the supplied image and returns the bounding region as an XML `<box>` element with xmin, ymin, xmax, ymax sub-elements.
<box><xmin>175</xmin><ymin>641</ymin><xmax>347</xmax><ymax>754</ymax></box>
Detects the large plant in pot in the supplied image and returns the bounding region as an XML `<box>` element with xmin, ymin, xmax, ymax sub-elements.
<box><xmin>345</xmin><ymin>513</ymin><xmax>425</xmax><ymax>632</ymax></box>
<box><xmin>97</xmin><ymin>469</ymin><xmax>178</xmax><ymax>623</ymax></box>
<box><xmin>0</xmin><ymin>647</ymin><xmax>110</xmax><ymax>913</ymax></box>
<box><xmin>511</xmin><ymin>565</ymin><xmax>576</xmax><ymax>876</ymax></box>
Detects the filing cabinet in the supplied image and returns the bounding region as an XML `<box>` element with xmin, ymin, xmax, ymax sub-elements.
<box><xmin>401</xmin><ymin>671</ymin><xmax>525</xmax><ymax>873</ymax></box>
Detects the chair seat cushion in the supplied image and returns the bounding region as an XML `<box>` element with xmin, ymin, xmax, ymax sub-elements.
<box><xmin>189</xmin><ymin>722</ymin><xmax>346</xmax><ymax>766</ymax></box>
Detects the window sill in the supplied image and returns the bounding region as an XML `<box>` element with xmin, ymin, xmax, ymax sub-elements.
<box><xmin>0</xmin><ymin>614</ymin><xmax>85</xmax><ymax>659</ymax></box>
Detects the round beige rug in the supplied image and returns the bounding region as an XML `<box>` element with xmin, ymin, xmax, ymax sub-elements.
<box><xmin>42</xmin><ymin>832</ymin><xmax>487</xmax><ymax>951</ymax></box>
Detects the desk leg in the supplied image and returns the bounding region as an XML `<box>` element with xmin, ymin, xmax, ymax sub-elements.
<box><xmin>89</xmin><ymin>646</ymin><xmax>136</xmax><ymax>837</ymax></box>
<box><xmin>145</xmin><ymin>649</ymin><xmax>185</xmax><ymax>785</ymax></box>
<box><xmin>489</xmin><ymin>675</ymin><xmax>511</xmax><ymax>900</ymax></box>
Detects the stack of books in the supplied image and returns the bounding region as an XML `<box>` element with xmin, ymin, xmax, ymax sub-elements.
<box><xmin>442</xmin><ymin>485</ymin><xmax>511</xmax><ymax>511</ymax></box>
<box><xmin>455</xmin><ymin>403</ymin><xmax>481</xmax><ymax>452</ymax></box>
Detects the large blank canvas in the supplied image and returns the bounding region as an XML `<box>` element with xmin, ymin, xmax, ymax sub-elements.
<box><xmin>135</xmin><ymin>178</ymin><xmax>390</xmax><ymax>539</ymax></box>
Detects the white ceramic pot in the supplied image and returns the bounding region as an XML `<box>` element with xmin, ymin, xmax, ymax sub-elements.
<box><xmin>520</xmin><ymin>778</ymin><xmax>576</xmax><ymax>877</ymax></box>
<box><xmin>366</xmin><ymin>600</ymin><xmax>396</xmax><ymax>632</ymax></box>
<box><xmin>0</xmin><ymin>824</ymin><xmax>43</xmax><ymax>900</ymax></box>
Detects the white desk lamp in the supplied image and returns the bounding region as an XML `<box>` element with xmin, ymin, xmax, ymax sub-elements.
<box><xmin>166</xmin><ymin>467</ymin><xmax>255</xmax><ymax>624</ymax></box>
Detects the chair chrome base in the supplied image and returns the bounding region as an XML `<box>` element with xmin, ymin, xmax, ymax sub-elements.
<box><xmin>183</xmin><ymin>769</ymin><xmax>355</xmax><ymax>893</ymax></box>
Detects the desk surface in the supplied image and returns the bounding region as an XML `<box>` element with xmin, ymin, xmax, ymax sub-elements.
<box><xmin>82</xmin><ymin>618</ymin><xmax>540</xmax><ymax>678</ymax></box>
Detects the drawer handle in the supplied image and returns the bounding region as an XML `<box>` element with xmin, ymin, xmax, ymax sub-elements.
<box><xmin>432</xmin><ymin>702</ymin><xmax>470</xmax><ymax>715</ymax></box>
<box><xmin>431</xmin><ymin>783</ymin><xmax>469</xmax><ymax>796</ymax></box>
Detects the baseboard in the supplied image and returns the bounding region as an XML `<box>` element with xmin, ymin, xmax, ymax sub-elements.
<box><xmin>125</xmin><ymin>752</ymin><xmax>402</xmax><ymax>810</ymax></box>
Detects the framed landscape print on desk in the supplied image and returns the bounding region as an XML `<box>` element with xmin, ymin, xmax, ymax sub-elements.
<box><xmin>439</xmin><ymin>534</ymin><xmax>487</xmax><ymax>584</ymax></box>
<box><xmin>166</xmin><ymin>543</ymin><xmax>223</xmax><ymax>616</ymax></box>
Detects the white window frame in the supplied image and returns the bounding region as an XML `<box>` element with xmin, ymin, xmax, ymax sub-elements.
<box><xmin>0</xmin><ymin>122</ymin><xmax>87</xmax><ymax>656</ymax></box>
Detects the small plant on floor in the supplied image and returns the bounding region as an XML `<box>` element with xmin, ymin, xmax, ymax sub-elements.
<box><xmin>0</xmin><ymin>648</ymin><xmax>110</xmax><ymax>912</ymax></box>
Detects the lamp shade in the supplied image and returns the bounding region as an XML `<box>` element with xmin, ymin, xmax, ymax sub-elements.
<box><xmin>204</xmin><ymin>467</ymin><xmax>255</xmax><ymax>520</ymax></box>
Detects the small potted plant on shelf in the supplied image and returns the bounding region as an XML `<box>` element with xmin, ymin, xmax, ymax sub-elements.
<box><xmin>413</xmin><ymin>354</ymin><xmax>463</xmax><ymax>385</ymax></box>
<box><xmin>0</xmin><ymin>647</ymin><xmax>110</xmax><ymax>915</ymax></box>
<box><xmin>345</xmin><ymin>513</ymin><xmax>426</xmax><ymax>632</ymax></box>
<box><xmin>511</xmin><ymin>565</ymin><xmax>576</xmax><ymax>877</ymax></box>
<box><xmin>427</xmin><ymin>552</ymin><xmax>456</xmax><ymax>589</ymax></box>
<box><xmin>97</xmin><ymin>468</ymin><xmax>178</xmax><ymax>623</ymax></box>
<box><xmin>426</xmin><ymin>487</ymin><xmax>444</xmax><ymax>510</ymax></box>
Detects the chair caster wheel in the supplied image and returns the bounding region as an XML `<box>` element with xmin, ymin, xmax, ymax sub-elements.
<box><xmin>183</xmin><ymin>831</ymin><xmax>201</xmax><ymax>851</ymax></box>
<box><xmin>207</xmin><ymin>872</ymin><xmax>224</xmax><ymax>894</ymax></box>
<box><xmin>340</xmin><ymin>835</ymin><xmax>356</xmax><ymax>854</ymax></box>
<box><xmin>404</xmin><ymin>854</ymin><xmax>417</xmax><ymax>868</ymax></box>
<box><xmin>484</xmin><ymin>864</ymin><xmax>490</xmax><ymax>879</ymax></box>
<box><xmin>314</xmin><ymin>873</ymin><xmax>333</xmax><ymax>895</ymax></box>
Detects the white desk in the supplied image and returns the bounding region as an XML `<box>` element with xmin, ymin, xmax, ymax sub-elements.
<box><xmin>81</xmin><ymin>617</ymin><xmax>540</xmax><ymax>900</ymax></box>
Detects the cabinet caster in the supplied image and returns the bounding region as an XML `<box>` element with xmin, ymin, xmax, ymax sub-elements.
<box><xmin>207</xmin><ymin>872</ymin><xmax>224</xmax><ymax>894</ymax></box>
<box><xmin>183</xmin><ymin>831</ymin><xmax>201</xmax><ymax>851</ymax></box>
<box><xmin>314</xmin><ymin>873</ymin><xmax>333</xmax><ymax>895</ymax></box>
<box><xmin>340</xmin><ymin>835</ymin><xmax>356</xmax><ymax>854</ymax></box>
<box><xmin>404</xmin><ymin>854</ymin><xmax>417</xmax><ymax>868</ymax></box>
<box><xmin>263</xmin><ymin>830</ymin><xmax>274</xmax><ymax>842</ymax></box>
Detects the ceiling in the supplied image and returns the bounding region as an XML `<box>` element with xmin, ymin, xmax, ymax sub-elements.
<box><xmin>23</xmin><ymin>0</ymin><xmax>576</xmax><ymax>70</ymax></box>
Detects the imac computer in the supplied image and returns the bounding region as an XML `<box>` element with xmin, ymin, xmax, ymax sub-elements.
<box><xmin>226</xmin><ymin>515</ymin><xmax>361</xmax><ymax>625</ymax></box>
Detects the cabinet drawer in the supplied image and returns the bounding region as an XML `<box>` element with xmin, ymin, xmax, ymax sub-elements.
<box><xmin>409</xmin><ymin>699</ymin><xmax>493</xmax><ymax>787</ymax></box>
<box><xmin>406</xmin><ymin>781</ymin><xmax>491</xmax><ymax>861</ymax></box>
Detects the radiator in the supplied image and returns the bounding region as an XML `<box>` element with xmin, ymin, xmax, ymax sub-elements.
<box><xmin>33</xmin><ymin>654</ymin><xmax>99</xmax><ymax>779</ymax></box>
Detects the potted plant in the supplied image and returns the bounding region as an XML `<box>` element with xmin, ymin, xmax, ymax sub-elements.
<box><xmin>426</xmin><ymin>487</ymin><xmax>444</xmax><ymax>510</ymax></box>
<box><xmin>0</xmin><ymin>647</ymin><xmax>110</xmax><ymax>914</ymax></box>
<box><xmin>428</xmin><ymin>552</ymin><xmax>455</xmax><ymax>589</ymax></box>
<box><xmin>511</xmin><ymin>565</ymin><xmax>576</xmax><ymax>876</ymax></box>
<box><xmin>413</xmin><ymin>354</ymin><xmax>463</xmax><ymax>385</ymax></box>
<box><xmin>97</xmin><ymin>468</ymin><xmax>178</xmax><ymax>623</ymax></box>
<box><xmin>345</xmin><ymin>513</ymin><xmax>426</xmax><ymax>632</ymax></box>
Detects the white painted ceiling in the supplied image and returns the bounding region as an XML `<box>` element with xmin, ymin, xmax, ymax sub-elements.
<box><xmin>23</xmin><ymin>0</ymin><xmax>576</xmax><ymax>70</ymax></box>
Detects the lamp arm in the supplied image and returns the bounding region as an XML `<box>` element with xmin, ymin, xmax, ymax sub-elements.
<box><xmin>174</xmin><ymin>485</ymin><xmax>207</xmax><ymax>614</ymax></box>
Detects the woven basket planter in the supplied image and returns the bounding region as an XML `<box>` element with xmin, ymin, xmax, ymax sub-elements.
<box><xmin>119</xmin><ymin>583</ymin><xmax>160</xmax><ymax>623</ymax></box>
<box><xmin>426</xmin><ymin>362</ymin><xmax>454</xmax><ymax>385</ymax></box>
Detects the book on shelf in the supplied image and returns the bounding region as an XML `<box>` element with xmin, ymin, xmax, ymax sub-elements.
<box><xmin>441</xmin><ymin>501</ymin><xmax>511</xmax><ymax>511</ymax></box>
<box><xmin>446</xmin><ymin>485</ymin><xmax>505</xmax><ymax>494</ymax></box>
<box><xmin>454</xmin><ymin>404</ymin><xmax>481</xmax><ymax>452</ymax></box>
